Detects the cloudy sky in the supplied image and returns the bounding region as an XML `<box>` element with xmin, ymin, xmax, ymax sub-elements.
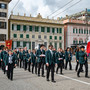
<box><xmin>9</xmin><ymin>0</ymin><xmax>90</xmax><ymax>19</ymax></box>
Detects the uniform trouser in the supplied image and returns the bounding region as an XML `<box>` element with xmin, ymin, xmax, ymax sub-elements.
<box><xmin>0</xmin><ymin>61</ymin><xmax>1</xmax><ymax>68</ymax></box>
<box><xmin>77</xmin><ymin>62</ymin><xmax>88</xmax><ymax>77</ymax></box>
<box><xmin>47</xmin><ymin>63</ymin><xmax>55</xmax><ymax>81</ymax></box>
<box><xmin>56</xmin><ymin>62</ymin><xmax>63</xmax><ymax>74</ymax></box>
<box><xmin>38</xmin><ymin>62</ymin><xmax>44</xmax><ymax>76</ymax></box>
<box><xmin>65</xmin><ymin>60</ymin><xmax>72</xmax><ymax>70</ymax></box>
<box><xmin>20</xmin><ymin>60</ymin><xmax>23</xmax><ymax>68</ymax></box>
<box><xmin>17</xmin><ymin>58</ymin><xmax>19</xmax><ymax>66</ymax></box>
<box><xmin>1</xmin><ymin>61</ymin><xmax>6</xmax><ymax>74</ymax></box>
<box><xmin>28</xmin><ymin>61</ymin><xmax>31</xmax><ymax>72</ymax></box>
<box><xmin>24</xmin><ymin>59</ymin><xmax>27</xmax><ymax>70</ymax></box>
<box><xmin>32</xmin><ymin>63</ymin><xmax>37</xmax><ymax>74</ymax></box>
<box><xmin>75</xmin><ymin>62</ymin><xmax>83</xmax><ymax>72</ymax></box>
<box><xmin>7</xmin><ymin>64</ymin><xmax>14</xmax><ymax>80</ymax></box>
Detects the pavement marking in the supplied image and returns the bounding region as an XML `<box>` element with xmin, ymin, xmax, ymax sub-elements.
<box><xmin>57</xmin><ymin>74</ymin><xmax>90</xmax><ymax>85</ymax></box>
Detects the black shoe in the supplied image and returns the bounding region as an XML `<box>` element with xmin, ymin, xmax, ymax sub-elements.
<box><xmin>60</xmin><ymin>73</ymin><xmax>64</xmax><ymax>75</ymax></box>
<box><xmin>47</xmin><ymin>79</ymin><xmax>50</xmax><ymax>81</ymax></box>
<box><xmin>52</xmin><ymin>80</ymin><xmax>56</xmax><ymax>83</ymax></box>
<box><xmin>38</xmin><ymin>74</ymin><xmax>40</xmax><ymax>77</ymax></box>
<box><xmin>56</xmin><ymin>72</ymin><xmax>58</xmax><ymax>74</ymax></box>
<box><xmin>42</xmin><ymin>75</ymin><xmax>45</xmax><ymax>77</ymax></box>
<box><xmin>77</xmin><ymin>75</ymin><xmax>80</xmax><ymax>77</ymax></box>
<box><xmin>85</xmin><ymin>76</ymin><xmax>89</xmax><ymax>78</ymax></box>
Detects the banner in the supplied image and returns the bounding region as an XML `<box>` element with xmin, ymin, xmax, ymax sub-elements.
<box><xmin>86</xmin><ymin>37</ymin><xmax>90</xmax><ymax>53</ymax></box>
<box><xmin>5</xmin><ymin>40</ymin><xmax>12</xmax><ymax>50</ymax></box>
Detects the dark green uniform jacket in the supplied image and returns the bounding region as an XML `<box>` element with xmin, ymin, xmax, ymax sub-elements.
<box><xmin>45</xmin><ymin>50</ymin><xmax>56</xmax><ymax>65</ymax></box>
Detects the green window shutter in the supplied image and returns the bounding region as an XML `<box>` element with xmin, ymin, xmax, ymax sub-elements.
<box><xmin>57</xmin><ymin>28</ymin><xmax>59</xmax><ymax>33</ymax></box>
<box><xmin>84</xmin><ymin>30</ymin><xmax>86</xmax><ymax>34</ymax></box>
<box><xmin>81</xmin><ymin>30</ymin><xmax>83</xmax><ymax>34</ymax></box>
<box><xmin>26</xmin><ymin>34</ymin><xmax>29</xmax><ymax>38</ymax></box>
<box><xmin>50</xmin><ymin>42</ymin><xmax>52</xmax><ymax>45</ymax></box>
<box><xmin>13</xmin><ymin>34</ymin><xmax>17</xmax><ymax>38</ymax></box>
<box><xmin>17</xmin><ymin>25</ymin><xmax>20</xmax><ymax>31</ymax></box>
<box><xmin>41</xmin><ymin>27</ymin><xmax>45</xmax><ymax>32</ymax></box>
<box><xmin>87</xmin><ymin>30</ymin><xmax>88</xmax><ymax>34</ymax></box>
<box><xmin>23</xmin><ymin>25</ymin><xmax>26</xmax><ymax>31</ymax></box>
<box><xmin>17</xmin><ymin>41</ymin><xmax>20</xmax><ymax>47</ymax></box>
<box><xmin>73</xmin><ymin>29</ymin><xmax>75</xmax><ymax>33</ymax></box>
<box><xmin>60</xmin><ymin>28</ymin><xmax>62</xmax><ymax>33</ymax></box>
<box><xmin>73</xmin><ymin>40</ymin><xmax>75</xmax><ymax>44</ymax></box>
<box><xmin>59</xmin><ymin>43</ymin><xmax>62</xmax><ymax>48</ymax></box>
<box><xmin>23</xmin><ymin>41</ymin><xmax>26</xmax><ymax>47</ymax></box>
<box><xmin>29</xmin><ymin>42</ymin><xmax>31</xmax><ymax>49</ymax></box>
<box><xmin>35</xmin><ymin>26</ymin><xmax>39</xmax><ymax>32</ymax></box>
<box><xmin>52</xmin><ymin>28</ymin><xmax>55</xmax><ymax>33</ymax></box>
<box><xmin>59</xmin><ymin>36</ymin><xmax>62</xmax><ymax>40</ymax></box>
<box><xmin>12</xmin><ymin>24</ymin><xmax>14</xmax><ymax>30</ymax></box>
<box><xmin>79</xmin><ymin>29</ymin><xmax>80</xmax><ymax>34</ymax></box>
<box><xmin>50</xmin><ymin>36</ymin><xmax>52</xmax><ymax>39</ymax></box>
<box><xmin>20</xmin><ymin>34</ymin><xmax>23</xmax><ymax>38</ymax></box>
<box><xmin>47</xmin><ymin>27</ymin><xmax>50</xmax><ymax>33</ymax></box>
<box><xmin>29</xmin><ymin>26</ymin><xmax>32</xmax><ymax>31</ymax></box>
<box><xmin>55</xmin><ymin>42</ymin><xmax>57</xmax><ymax>50</ymax></box>
<box><xmin>55</xmin><ymin>36</ymin><xmax>57</xmax><ymax>40</ymax></box>
<box><xmin>76</xmin><ymin>29</ymin><xmax>78</xmax><ymax>33</ymax></box>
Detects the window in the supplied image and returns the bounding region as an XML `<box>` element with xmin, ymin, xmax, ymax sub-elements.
<box><xmin>23</xmin><ymin>41</ymin><xmax>27</xmax><ymax>47</ymax></box>
<box><xmin>0</xmin><ymin>3</ymin><xmax>7</xmax><ymax>9</ymax></box>
<box><xmin>87</xmin><ymin>30</ymin><xmax>88</xmax><ymax>34</ymax></box>
<box><xmin>76</xmin><ymin>29</ymin><xmax>78</xmax><ymax>33</ymax></box>
<box><xmin>32</xmin><ymin>35</ymin><xmax>35</xmax><ymax>38</ymax></box>
<box><xmin>12</xmin><ymin>24</ymin><xmax>14</xmax><ymax>30</ymax></box>
<box><xmin>35</xmin><ymin>26</ymin><xmax>39</xmax><ymax>32</ymax></box>
<box><xmin>17</xmin><ymin>25</ymin><xmax>20</xmax><ymax>31</ymax></box>
<box><xmin>23</xmin><ymin>25</ymin><xmax>26</xmax><ymax>31</ymax></box>
<box><xmin>55</xmin><ymin>42</ymin><xmax>57</xmax><ymax>50</ymax></box>
<box><xmin>13</xmin><ymin>34</ymin><xmax>17</xmax><ymax>38</ymax></box>
<box><xmin>84</xmin><ymin>30</ymin><xmax>86</xmax><ymax>34</ymax></box>
<box><xmin>59</xmin><ymin>28</ymin><xmax>62</xmax><ymax>33</ymax></box>
<box><xmin>0</xmin><ymin>22</ymin><xmax>6</xmax><ymax>29</ymax></box>
<box><xmin>73</xmin><ymin>28</ymin><xmax>75</xmax><ymax>33</ymax></box>
<box><xmin>0</xmin><ymin>34</ymin><xmax>6</xmax><ymax>41</ymax></box>
<box><xmin>0</xmin><ymin>12</ymin><xmax>7</xmax><ymax>17</ymax></box>
<box><xmin>79</xmin><ymin>40</ymin><xmax>83</xmax><ymax>44</ymax></box>
<box><xmin>29</xmin><ymin>42</ymin><xmax>31</xmax><ymax>49</ymax></box>
<box><xmin>52</xmin><ymin>28</ymin><xmax>55</xmax><ymax>33</ymax></box>
<box><xmin>20</xmin><ymin>34</ymin><xmax>23</xmax><ymax>38</ymax></box>
<box><xmin>32</xmin><ymin>42</ymin><xmax>35</xmax><ymax>50</ymax></box>
<box><xmin>50</xmin><ymin>42</ymin><xmax>52</xmax><ymax>45</ymax></box>
<box><xmin>26</xmin><ymin>34</ymin><xmax>29</xmax><ymax>38</ymax></box>
<box><xmin>41</xmin><ymin>27</ymin><xmax>45</xmax><ymax>32</ymax></box>
<box><xmin>47</xmin><ymin>27</ymin><xmax>50</xmax><ymax>33</ymax></box>
<box><xmin>79</xmin><ymin>29</ymin><xmax>80</xmax><ymax>34</ymax></box>
<box><xmin>59</xmin><ymin>36</ymin><xmax>62</xmax><ymax>40</ymax></box>
<box><xmin>50</xmin><ymin>36</ymin><xmax>52</xmax><ymax>39</ymax></box>
<box><xmin>17</xmin><ymin>41</ymin><xmax>20</xmax><ymax>47</ymax></box>
<box><xmin>57</xmin><ymin>28</ymin><xmax>59</xmax><ymax>33</ymax></box>
<box><xmin>29</xmin><ymin>26</ymin><xmax>32</xmax><ymax>31</ymax></box>
<box><xmin>38</xmin><ymin>35</ymin><xmax>41</xmax><ymax>39</ymax></box>
<box><xmin>44</xmin><ymin>36</ymin><xmax>47</xmax><ymax>39</ymax></box>
<box><xmin>55</xmin><ymin>36</ymin><xmax>57</xmax><ymax>40</ymax></box>
<box><xmin>81</xmin><ymin>29</ymin><xmax>83</xmax><ymax>34</ymax></box>
<box><xmin>59</xmin><ymin>43</ymin><xmax>62</xmax><ymax>48</ymax></box>
<box><xmin>44</xmin><ymin>42</ymin><xmax>47</xmax><ymax>48</ymax></box>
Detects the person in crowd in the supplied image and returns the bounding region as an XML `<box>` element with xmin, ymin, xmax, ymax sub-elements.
<box><xmin>19</xmin><ymin>48</ymin><xmax>24</xmax><ymax>68</ymax></box>
<box><xmin>36</xmin><ymin>44</ymin><xmax>45</xmax><ymax>77</ymax></box>
<box><xmin>45</xmin><ymin>45</ymin><xmax>56</xmax><ymax>83</ymax></box>
<box><xmin>31</xmin><ymin>49</ymin><xmax>37</xmax><ymax>74</ymax></box>
<box><xmin>56</xmin><ymin>48</ymin><xmax>64</xmax><ymax>75</ymax></box>
<box><xmin>65</xmin><ymin>47</ymin><xmax>72</xmax><ymax>70</ymax></box>
<box><xmin>0</xmin><ymin>48</ymin><xmax>2</xmax><ymax>68</ymax></box>
<box><xmin>23</xmin><ymin>47</ymin><xmax>28</xmax><ymax>70</ymax></box>
<box><xmin>27</xmin><ymin>49</ymin><xmax>32</xmax><ymax>72</ymax></box>
<box><xmin>6</xmin><ymin>50</ymin><xmax>17</xmax><ymax>81</ymax></box>
<box><xmin>77</xmin><ymin>46</ymin><xmax>89</xmax><ymax>78</ymax></box>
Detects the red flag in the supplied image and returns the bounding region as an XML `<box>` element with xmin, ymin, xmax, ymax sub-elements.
<box><xmin>86</xmin><ymin>41</ymin><xmax>90</xmax><ymax>53</ymax></box>
<box><xmin>5</xmin><ymin>40</ymin><xmax>12</xmax><ymax>50</ymax></box>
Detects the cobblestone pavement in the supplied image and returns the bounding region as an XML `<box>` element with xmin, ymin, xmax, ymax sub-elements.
<box><xmin>0</xmin><ymin>62</ymin><xmax>90</xmax><ymax>90</ymax></box>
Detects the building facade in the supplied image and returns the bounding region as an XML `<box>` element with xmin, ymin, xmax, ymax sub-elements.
<box><xmin>8</xmin><ymin>13</ymin><xmax>64</xmax><ymax>50</ymax></box>
<box><xmin>0</xmin><ymin>0</ymin><xmax>11</xmax><ymax>46</ymax></box>
<box><xmin>63</xmin><ymin>9</ymin><xmax>90</xmax><ymax>49</ymax></box>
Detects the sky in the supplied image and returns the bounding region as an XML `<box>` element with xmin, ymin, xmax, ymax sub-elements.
<box><xmin>8</xmin><ymin>0</ymin><xmax>90</xmax><ymax>19</ymax></box>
